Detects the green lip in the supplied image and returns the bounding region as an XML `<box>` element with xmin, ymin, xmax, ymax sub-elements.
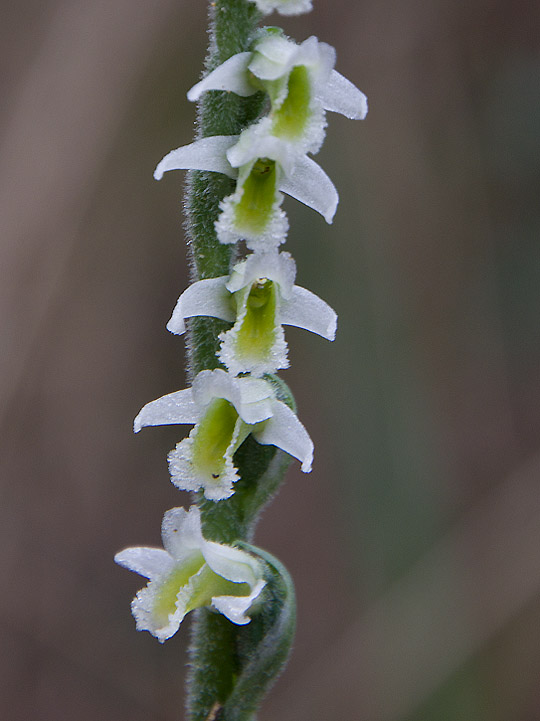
<box><xmin>234</xmin><ymin>158</ymin><xmax>278</xmax><ymax>234</ymax></box>
<box><xmin>234</xmin><ymin>279</ymin><xmax>278</xmax><ymax>361</ymax></box>
<box><xmin>272</xmin><ymin>65</ymin><xmax>311</xmax><ymax>140</ymax></box>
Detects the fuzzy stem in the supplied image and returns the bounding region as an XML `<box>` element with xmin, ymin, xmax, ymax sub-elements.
<box><xmin>184</xmin><ymin>3</ymin><xmax>295</xmax><ymax>720</ymax></box>
<box><xmin>188</xmin><ymin>547</ymin><xmax>296</xmax><ymax>721</ymax></box>
<box><xmin>185</xmin><ymin>0</ymin><xmax>265</xmax><ymax>377</ymax></box>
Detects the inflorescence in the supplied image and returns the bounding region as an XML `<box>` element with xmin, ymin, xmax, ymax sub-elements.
<box><xmin>116</xmin><ymin>0</ymin><xmax>366</xmax><ymax>645</ymax></box>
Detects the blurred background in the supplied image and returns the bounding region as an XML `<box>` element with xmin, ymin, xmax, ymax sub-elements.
<box><xmin>2</xmin><ymin>0</ymin><xmax>540</xmax><ymax>719</ymax></box>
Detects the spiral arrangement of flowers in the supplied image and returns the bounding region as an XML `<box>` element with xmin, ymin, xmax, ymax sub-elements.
<box><xmin>115</xmin><ymin>1</ymin><xmax>366</xmax><ymax>718</ymax></box>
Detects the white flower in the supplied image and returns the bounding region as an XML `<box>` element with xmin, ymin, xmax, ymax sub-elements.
<box><xmin>215</xmin><ymin>121</ymin><xmax>290</xmax><ymax>248</ymax></box>
<box><xmin>250</xmin><ymin>0</ymin><xmax>313</xmax><ymax>15</ymax></box>
<box><xmin>134</xmin><ymin>369</ymin><xmax>313</xmax><ymax>500</ymax></box>
<box><xmin>115</xmin><ymin>506</ymin><xmax>266</xmax><ymax>642</ymax></box>
<box><xmin>188</xmin><ymin>33</ymin><xmax>367</xmax><ymax>155</ymax></box>
<box><xmin>154</xmin><ymin>129</ymin><xmax>338</xmax><ymax>250</ymax></box>
<box><xmin>167</xmin><ymin>251</ymin><xmax>337</xmax><ymax>376</ymax></box>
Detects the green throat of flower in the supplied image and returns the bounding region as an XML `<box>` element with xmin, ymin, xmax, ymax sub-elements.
<box><xmin>235</xmin><ymin>279</ymin><xmax>279</xmax><ymax>360</ymax></box>
<box><xmin>234</xmin><ymin>158</ymin><xmax>278</xmax><ymax>234</ymax></box>
<box><xmin>272</xmin><ymin>65</ymin><xmax>311</xmax><ymax>140</ymax></box>
<box><xmin>190</xmin><ymin>399</ymin><xmax>250</xmax><ymax>484</ymax></box>
<box><xmin>185</xmin><ymin>565</ymin><xmax>251</xmax><ymax>613</ymax></box>
<box><xmin>153</xmin><ymin>555</ymin><xmax>204</xmax><ymax>623</ymax></box>
<box><xmin>154</xmin><ymin>559</ymin><xmax>251</xmax><ymax>623</ymax></box>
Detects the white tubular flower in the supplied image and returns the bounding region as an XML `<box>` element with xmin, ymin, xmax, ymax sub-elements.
<box><xmin>188</xmin><ymin>32</ymin><xmax>368</xmax><ymax>155</ymax></box>
<box><xmin>154</xmin><ymin>129</ymin><xmax>338</xmax><ymax>250</ymax></box>
<box><xmin>250</xmin><ymin>0</ymin><xmax>313</xmax><ymax>15</ymax></box>
<box><xmin>167</xmin><ymin>251</ymin><xmax>337</xmax><ymax>376</ymax></box>
<box><xmin>115</xmin><ymin>506</ymin><xmax>266</xmax><ymax>642</ymax></box>
<box><xmin>134</xmin><ymin>369</ymin><xmax>313</xmax><ymax>500</ymax></box>
<box><xmin>214</xmin><ymin>121</ymin><xmax>289</xmax><ymax>248</ymax></box>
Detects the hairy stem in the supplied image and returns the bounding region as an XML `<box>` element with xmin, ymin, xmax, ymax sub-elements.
<box><xmin>184</xmin><ymin>3</ymin><xmax>295</xmax><ymax>720</ymax></box>
<box><xmin>185</xmin><ymin>0</ymin><xmax>264</xmax><ymax>377</ymax></box>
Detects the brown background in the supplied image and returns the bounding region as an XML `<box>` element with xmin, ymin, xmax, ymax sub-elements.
<box><xmin>2</xmin><ymin>1</ymin><xmax>540</xmax><ymax>719</ymax></box>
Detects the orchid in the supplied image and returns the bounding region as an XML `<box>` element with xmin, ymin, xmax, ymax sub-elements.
<box><xmin>167</xmin><ymin>251</ymin><xmax>337</xmax><ymax>376</ymax></box>
<box><xmin>115</xmin><ymin>506</ymin><xmax>266</xmax><ymax>642</ymax></box>
<box><xmin>154</xmin><ymin>126</ymin><xmax>337</xmax><ymax>249</ymax></box>
<box><xmin>134</xmin><ymin>369</ymin><xmax>313</xmax><ymax>500</ymax></box>
<box><xmin>118</xmin><ymin>1</ymin><xmax>367</xmax><ymax>714</ymax></box>
<box><xmin>188</xmin><ymin>31</ymin><xmax>367</xmax><ymax>155</ymax></box>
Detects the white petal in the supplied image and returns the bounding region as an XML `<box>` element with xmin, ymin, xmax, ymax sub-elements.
<box><xmin>161</xmin><ymin>506</ymin><xmax>204</xmax><ymax>560</ymax></box>
<box><xmin>187</xmin><ymin>53</ymin><xmax>254</xmax><ymax>101</ymax></box>
<box><xmin>237</xmin><ymin>376</ymin><xmax>274</xmax><ymax>405</ymax></box>
<box><xmin>212</xmin><ymin>579</ymin><xmax>266</xmax><ymax>625</ymax></box>
<box><xmin>202</xmin><ymin>541</ymin><xmax>261</xmax><ymax>585</ymax></box>
<box><xmin>279</xmin><ymin>155</ymin><xmax>338</xmax><ymax>223</ymax></box>
<box><xmin>253</xmin><ymin>400</ymin><xmax>313</xmax><ymax>472</ymax></box>
<box><xmin>280</xmin><ymin>285</ymin><xmax>337</xmax><ymax>340</ymax></box>
<box><xmin>297</xmin><ymin>37</ymin><xmax>335</xmax><ymax>84</ymax></box>
<box><xmin>226</xmin><ymin>120</ymin><xmax>296</xmax><ymax>176</ymax></box>
<box><xmin>319</xmin><ymin>69</ymin><xmax>368</xmax><ymax>120</ymax></box>
<box><xmin>166</xmin><ymin>277</ymin><xmax>233</xmax><ymax>335</ymax></box>
<box><xmin>226</xmin><ymin>251</ymin><xmax>296</xmax><ymax>299</ymax></box>
<box><xmin>236</xmin><ymin>376</ymin><xmax>275</xmax><ymax>424</ymax></box>
<box><xmin>114</xmin><ymin>547</ymin><xmax>174</xmax><ymax>581</ymax></box>
<box><xmin>224</xmin><ymin>258</ymin><xmax>255</xmax><ymax>293</ymax></box>
<box><xmin>154</xmin><ymin>136</ymin><xmax>238</xmax><ymax>181</ymax></box>
<box><xmin>134</xmin><ymin>388</ymin><xmax>198</xmax><ymax>433</ymax></box>
<box><xmin>250</xmin><ymin>35</ymin><xmax>334</xmax><ymax>102</ymax></box>
<box><xmin>248</xmin><ymin>35</ymin><xmax>298</xmax><ymax>80</ymax></box>
<box><xmin>191</xmin><ymin>369</ymin><xmax>241</xmax><ymax>411</ymax></box>
<box><xmin>252</xmin><ymin>0</ymin><xmax>313</xmax><ymax>17</ymax></box>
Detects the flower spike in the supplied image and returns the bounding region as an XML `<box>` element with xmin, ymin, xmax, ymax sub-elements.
<box><xmin>134</xmin><ymin>369</ymin><xmax>314</xmax><ymax>500</ymax></box>
<box><xmin>115</xmin><ymin>506</ymin><xmax>266</xmax><ymax>642</ymax></box>
<box><xmin>118</xmin><ymin>0</ymin><xmax>368</xmax><ymax>713</ymax></box>
<box><xmin>167</xmin><ymin>251</ymin><xmax>337</xmax><ymax>376</ymax></box>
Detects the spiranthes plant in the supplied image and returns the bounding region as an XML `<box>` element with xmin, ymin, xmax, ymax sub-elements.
<box><xmin>115</xmin><ymin>1</ymin><xmax>367</xmax><ymax>719</ymax></box>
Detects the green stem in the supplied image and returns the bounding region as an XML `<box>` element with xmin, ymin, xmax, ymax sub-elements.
<box><xmin>184</xmin><ymin>3</ymin><xmax>295</xmax><ymax>721</ymax></box>
<box><xmin>185</xmin><ymin>0</ymin><xmax>265</xmax><ymax>377</ymax></box>
<box><xmin>187</xmin><ymin>547</ymin><xmax>296</xmax><ymax>721</ymax></box>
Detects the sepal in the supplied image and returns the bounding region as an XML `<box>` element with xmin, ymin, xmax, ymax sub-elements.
<box><xmin>166</xmin><ymin>277</ymin><xmax>233</xmax><ymax>336</ymax></box>
<box><xmin>187</xmin><ymin>53</ymin><xmax>254</xmax><ymax>101</ymax></box>
<box><xmin>154</xmin><ymin>135</ymin><xmax>237</xmax><ymax>180</ymax></box>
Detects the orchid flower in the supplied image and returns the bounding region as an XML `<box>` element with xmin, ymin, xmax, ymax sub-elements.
<box><xmin>188</xmin><ymin>31</ymin><xmax>367</xmax><ymax>155</ymax></box>
<box><xmin>115</xmin><ymin>506</ymin><xmax>266</xmax><ymax>642</ymax></box>
<box><xmin>154</xmin><ymin>126</ymin><xmax>337</xmax><ymax>250</ymax></box>
<box><xmin>249</xmin><ymin>0</ymin><xmax>313</xmax><ymax>15</ymax></box>
<box><xmin>134</xmin><ymin>369</ymin><xmax>313</xmax><ymax>500</ymax></box>
<box><xmin>167</xmin><ymin>251</ymin><xmax>337</xmax><ymax>376</ymax></box>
